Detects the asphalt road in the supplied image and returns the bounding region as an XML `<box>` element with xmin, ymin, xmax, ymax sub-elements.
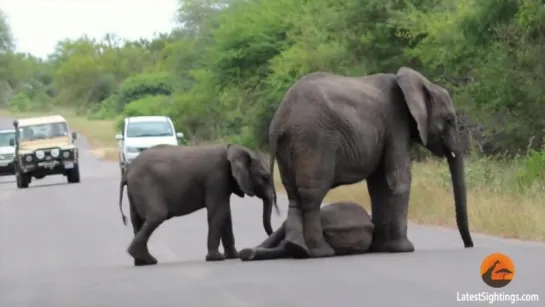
<box><xmin>0</xmin><ymin>117</ymin><xmax>544</xmax><ymax>307</ymax></box>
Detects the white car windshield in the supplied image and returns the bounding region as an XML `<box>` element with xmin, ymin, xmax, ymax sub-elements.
<box><xmin>20</xmin><ymin>122</ymin><xmax>69</xmax><ymax>141</ymax></box>
<box><xmin>126</xmin><ymin>121</ymin><xmax>174</xmax><ymax>137</ymax></box>
<box><xmin>0</xmin><ymin>131</ymin><xmax>15</xmax><ymax>146</ymax></box>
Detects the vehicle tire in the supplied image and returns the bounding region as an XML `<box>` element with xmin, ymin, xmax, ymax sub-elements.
<box><xmin>67</xmin><ymin>164</ymin><xmax>80</xmax><ymax>183</ymax></box>
<box><xmin>16</xmin><ymin>171</ymin><xmax>29</xmax><ymax>189</ymax></box>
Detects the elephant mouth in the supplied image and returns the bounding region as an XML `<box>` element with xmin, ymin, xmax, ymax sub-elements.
<box><xmin>442</xmin><ymin>147</ymin><xmax>457</xmax><ymax>158</ymax></box>
<box><xmin>441</xmin><ymin>140</ymin><xmax>459</xmax><ymax>159</ymax></box>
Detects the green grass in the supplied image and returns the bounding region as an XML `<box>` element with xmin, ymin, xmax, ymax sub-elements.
<box><xmin>3</xmin><ymin>108</ymin><xmax>543</xmax><ymax>242</ymax></box>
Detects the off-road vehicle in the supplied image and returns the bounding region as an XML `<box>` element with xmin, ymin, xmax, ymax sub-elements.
<box><xmin>10</xmin><ymin>115</ymin><xmax>80</xmax><ymax>188</ymax></box>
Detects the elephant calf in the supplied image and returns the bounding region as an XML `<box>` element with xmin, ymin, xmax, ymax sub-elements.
<box><xmin>118</xmin><ymin>143</ymin><xmax>279</xmax><ymax>266</ymax></box>
<box><xmin>239</xmin><ymin>201</ymin><xmax>374</xmax><ymax>261</ymax></box>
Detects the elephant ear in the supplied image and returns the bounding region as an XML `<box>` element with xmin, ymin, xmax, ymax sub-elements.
<box><xmin>396</xmin><ymin>67</ymin><xmax>431</xmax><ymax>146</ymax></box>
<box><xmin>226</xmin><ymin>144</ymin><xmax>256</xmax><ymax>197</ymax></box>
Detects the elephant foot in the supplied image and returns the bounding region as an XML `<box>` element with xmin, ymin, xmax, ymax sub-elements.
<box><xmin>239</xmin><ymin>248</ymin><xmax>256</xmax><ymax>261</ymax></box>
<box><xmin>308</xmin><ymin>241</ymin><xmax>335</xmax><ymax>258</ymax></box>
<box><xmin>134</xmin><ymin>257</ymin><xmax>158</xmax><ymax>266</ymax></box>
<box><xmin>205</xmin><ymin>250</ymin><xmax>226</xmax><ymax>261</ymax></box>
<box><xmin>370</xmin><ymin>237</ymin><xmax>415</xmax><ymax>253</ymax></box>
<box><xmin>128</xmin><ymin>245</ymin><xmax>158</xmax><ymax>266</ymax></box>
<box><xmin>285</xmin><ymin>239</ymin><xmax>310</xmax><ymax>259</ymax></box>
<box><xmin>224</xmin><ymin>247</ymin><xmax>239</xmax><ymax>259</ymax></box>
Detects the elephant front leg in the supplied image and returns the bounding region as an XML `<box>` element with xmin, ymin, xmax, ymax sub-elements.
<box><xmin>367</xmin><ymin>157</ymin><xmax>415</xmax><ymax>253</ymax></box>
<box><xmin>221</xmin><ymin>211</ymin><xmax>239</xmax><ymax>259</ymax></box>
<box><xmin>205</xmin><ymin>202</ymin><xmax>229</xmax><ymax>262</ymax></box>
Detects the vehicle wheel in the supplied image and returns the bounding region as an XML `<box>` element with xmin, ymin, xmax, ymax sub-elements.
<box><xmin>67</xmin><ymin>164</ymin><xmax>80</xmax><ymax>183</ymax></box>
<box><xmin>16</xmin><ymin>171</ymin><xmax>29</xmax><ymax>189</ymax></box>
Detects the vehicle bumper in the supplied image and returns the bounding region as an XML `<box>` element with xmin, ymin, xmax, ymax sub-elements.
<box><xmin>0</xmin><ymin>160</ymin><xmax>15</xmax><ymax>175</ymax></box>
<box><xmin>19</xmin><ymin>159</ymin><xmax>78</xmax><ymax>175</ymax></box>
<box><xmin>123</xmin><ymin>152</ymin><xmax>140</xmax><ymax>165</ymax></box>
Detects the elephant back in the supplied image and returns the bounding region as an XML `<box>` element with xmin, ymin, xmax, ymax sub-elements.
<box><xmin>320</xmin><ymin>201</ymin><xmax>374</xmax><ymax>255</ymax></box>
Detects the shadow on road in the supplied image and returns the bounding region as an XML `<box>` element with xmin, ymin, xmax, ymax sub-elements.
<box><xmin>0</xmin><ymin>178</ymin><xmax>15</xmax><ymax>184</ymax></box>
<box><xmin>0</xmin><ymin>181</ymin><xmax>68</xmax><ymax>191</ymax></box>
<box><xmin>24</xmin><ymin>182</ymin><xmax>68</xmax><ymax>189</ymax></box>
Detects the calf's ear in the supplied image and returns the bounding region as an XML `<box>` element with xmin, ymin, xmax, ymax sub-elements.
<box><xmin>226</xmin><ymin>144</ymin><xmax>255</xmax><ymax>197</ymax></box>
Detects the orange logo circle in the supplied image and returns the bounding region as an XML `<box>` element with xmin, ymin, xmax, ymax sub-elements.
<box><xmin>480</xmin><ymin>253</ymin><xmax>515</xmax><ymax>288</ymax></box>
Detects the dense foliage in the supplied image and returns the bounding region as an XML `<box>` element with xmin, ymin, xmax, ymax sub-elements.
<box><xmin>1</xmin><ymin>0</ymin><xmax>544</xmax><ymax>165</ymax></box>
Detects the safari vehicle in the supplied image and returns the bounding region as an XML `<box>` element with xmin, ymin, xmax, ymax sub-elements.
<box><xmin>0</xmin><ymin>129</ymin><xmax>16</xmax><ymax>176</ymax></box>
<box><xmin>11</xmin><ymin>115</ymin><xmax>80</xmax><ymax>188</ymax></box>
<box><xmin>115</xmin><ymin>116</ymin><xmax>183</xmax><ymax>175</ymax></box>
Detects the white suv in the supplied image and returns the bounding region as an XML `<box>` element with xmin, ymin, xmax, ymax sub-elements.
<box><xmin>0</xmin><ymin>129</ymin><xmax>16</xmax><ymax>176</ymax></box>
<box><xmin>115</xmin><ymin>116</ymin><xmax>184</xmax><ymax>175</ymax></box>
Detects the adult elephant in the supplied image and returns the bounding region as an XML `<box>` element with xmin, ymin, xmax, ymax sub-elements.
<box><xmin>118</xmin><ymin>143</ymin><xmax>279</xmax><ymax>266</ymax></box>
<box><xmin>239</xmin><ymin>201</ymin><xmax>374</xmax><ymax>261</ymax></box>
<box><xmin>267</xmin><ymin>67</ymin><xmax>474</xmax><ymax>258</ymax></box>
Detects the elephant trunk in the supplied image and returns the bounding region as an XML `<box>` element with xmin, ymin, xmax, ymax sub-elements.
<box><xmin>447</xmin><ymin>152</ymin><xmax>474</xmax><ymax>248</ymax></box>
<box><xmin>262</xmin><ymin>187</ymin><xmax>276</xmax><ymax>235</ymax></box>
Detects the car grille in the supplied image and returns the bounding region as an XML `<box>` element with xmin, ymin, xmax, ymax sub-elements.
<box><xmin>0</xmin><ymin>153</ymin><xmax>14</xmax><ymax>160</ymax></box>
<box><xmin>42</xmin><ymin>149</ymin><xmax>55</xmax><ymax>160</ymax></box>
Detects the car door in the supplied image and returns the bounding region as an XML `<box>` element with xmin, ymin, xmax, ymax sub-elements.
<box><xmin>118</xmin><ymin>119</ymin><xmax>127</xmax><ymax>163</ymax></box>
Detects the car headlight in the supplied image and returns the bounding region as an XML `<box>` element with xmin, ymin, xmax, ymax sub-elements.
<box><xmin>62</xmin><ymin>151</ymin><xmax>70</xmax><ymax>158</ymax></box>
<box><xmin>51</xmin><ymin>149</ymin><xmax>60</xmax><ymax>157</ymax></box>
<box><xmin>25</xmin><ymin>155</ymin><xmax>33</xmax><ymax>162</ymax></box>
<box><xmin>0</xmin><ymin>155</ymin><xmax>4</xmax><ymax>160</ymax></box>
<box><xmin>125</xmin><ymin>147</ymin><xmax>138</xmax><ymax>153</ymax></box>
<box><xmin>35</xmin><ymin>150</ymin><xmax>45</xmax><ymax>159</ymax></box>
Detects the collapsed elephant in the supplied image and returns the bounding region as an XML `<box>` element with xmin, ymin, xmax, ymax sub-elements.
<box><xmin>239</xmin><ymin>201</ymin><xmax>374</xmax><ymax>261</ymax></box>
<box><xmin>267</xmin><ymin>67</ymin><xmax>474</xmax><ymax>259</ymax></box>
<box><xmin>118</xmin><ymin>143</ymin><xmax>279</xmax><ymax>266</ymax></box>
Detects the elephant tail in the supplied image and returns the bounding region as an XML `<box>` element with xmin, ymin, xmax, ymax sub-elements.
<box><xmin>269</xmin><ymin>135</ymin><xmax>278</xmax><ymax>211</ymax></box>
<box><xmin>119</xmin><ymin>169</ymin><xmax>128</xmax><ymax>226</ymax></box>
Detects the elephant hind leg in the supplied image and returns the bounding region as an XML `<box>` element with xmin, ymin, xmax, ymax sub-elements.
<box><xmin>127</xmin><ymin>219</ymin><xmax>164</xmax><ymax>266</ymax></box>
<box><xmin>284</xmin><ymin>148</ymin><xmax>335</xmax><ymax>258</ymax></box>
<box><xmin>128</xmin><ymin>208</ymin><xmax>149</xmax><ymax>266</ymax></box>
<box><xmin>129</xmin><ymin>200</ymin><xmax>143</xmax><ymax>235</ymax></box>
<box><xmin>293</xmin><ymin>188</ymin><xmax>335</xmax><ymax>258</ymax></box>
<box><xmin>257</xmin><ymin>221</ymin><xmax>286</xmax><ymax>249</ymax></box>
<box><xmin>238</xmin><ymin>221</ymin><xmax>287</xmax><ymax>262</ymax></box>
<box><xmin>126</xmin><ymin>190</ymin><xmax>167</xmax><ymax>266</ymax></box>
<box><xmin>240</xmin><ymin>241</ymin><xmax>289</xmax><ymax>261</ymax></box>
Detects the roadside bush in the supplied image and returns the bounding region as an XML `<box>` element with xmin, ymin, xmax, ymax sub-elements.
<box><xmin>515</xmin><ymin>145</ymin><xmax>545</xmax><ymax>190</ymax></box>
<box><xmin>9</xmin><ymin>92</ymin><xmax>33</xmax><ymax>112</ymax></box>
<box><xmin>88</xmin><ymin>94</ymin><xmax>119</xmax><ymax>120</ymax></box>
<box><xmin>114</xmin><ymin>72</ymin><xmax>176</xmax><ymax>112</ymax></box>
<box><xmin>115</xmin><ymin>94</ymin><xmax>174</xmax><ymax>130</ymax></box>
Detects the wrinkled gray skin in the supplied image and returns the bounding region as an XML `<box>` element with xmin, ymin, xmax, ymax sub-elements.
<box><xmin>239</xmin><ymin>201</ymin><xmax>374</xmax><ymax>261</ymax></box>
<box><xmin>266</xmin><ymin>67</ymin><xmax>474</xmax><ymax>259</ymax></box>
<box><xmin>118</xmin><ymin>143</ymin><xmax>279</xmax><ymax>266</ymax></box>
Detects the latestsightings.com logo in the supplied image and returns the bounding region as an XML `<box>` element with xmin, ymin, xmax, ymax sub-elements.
<box><xmin>481</xmin><ymin>252</ymin><xmax>515</xmax><ymax>288</ymax></box>
<box><xmin>456</xmin><ymin>253</ymin><xmax>540</xmax><ymax>304</ymax></box>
